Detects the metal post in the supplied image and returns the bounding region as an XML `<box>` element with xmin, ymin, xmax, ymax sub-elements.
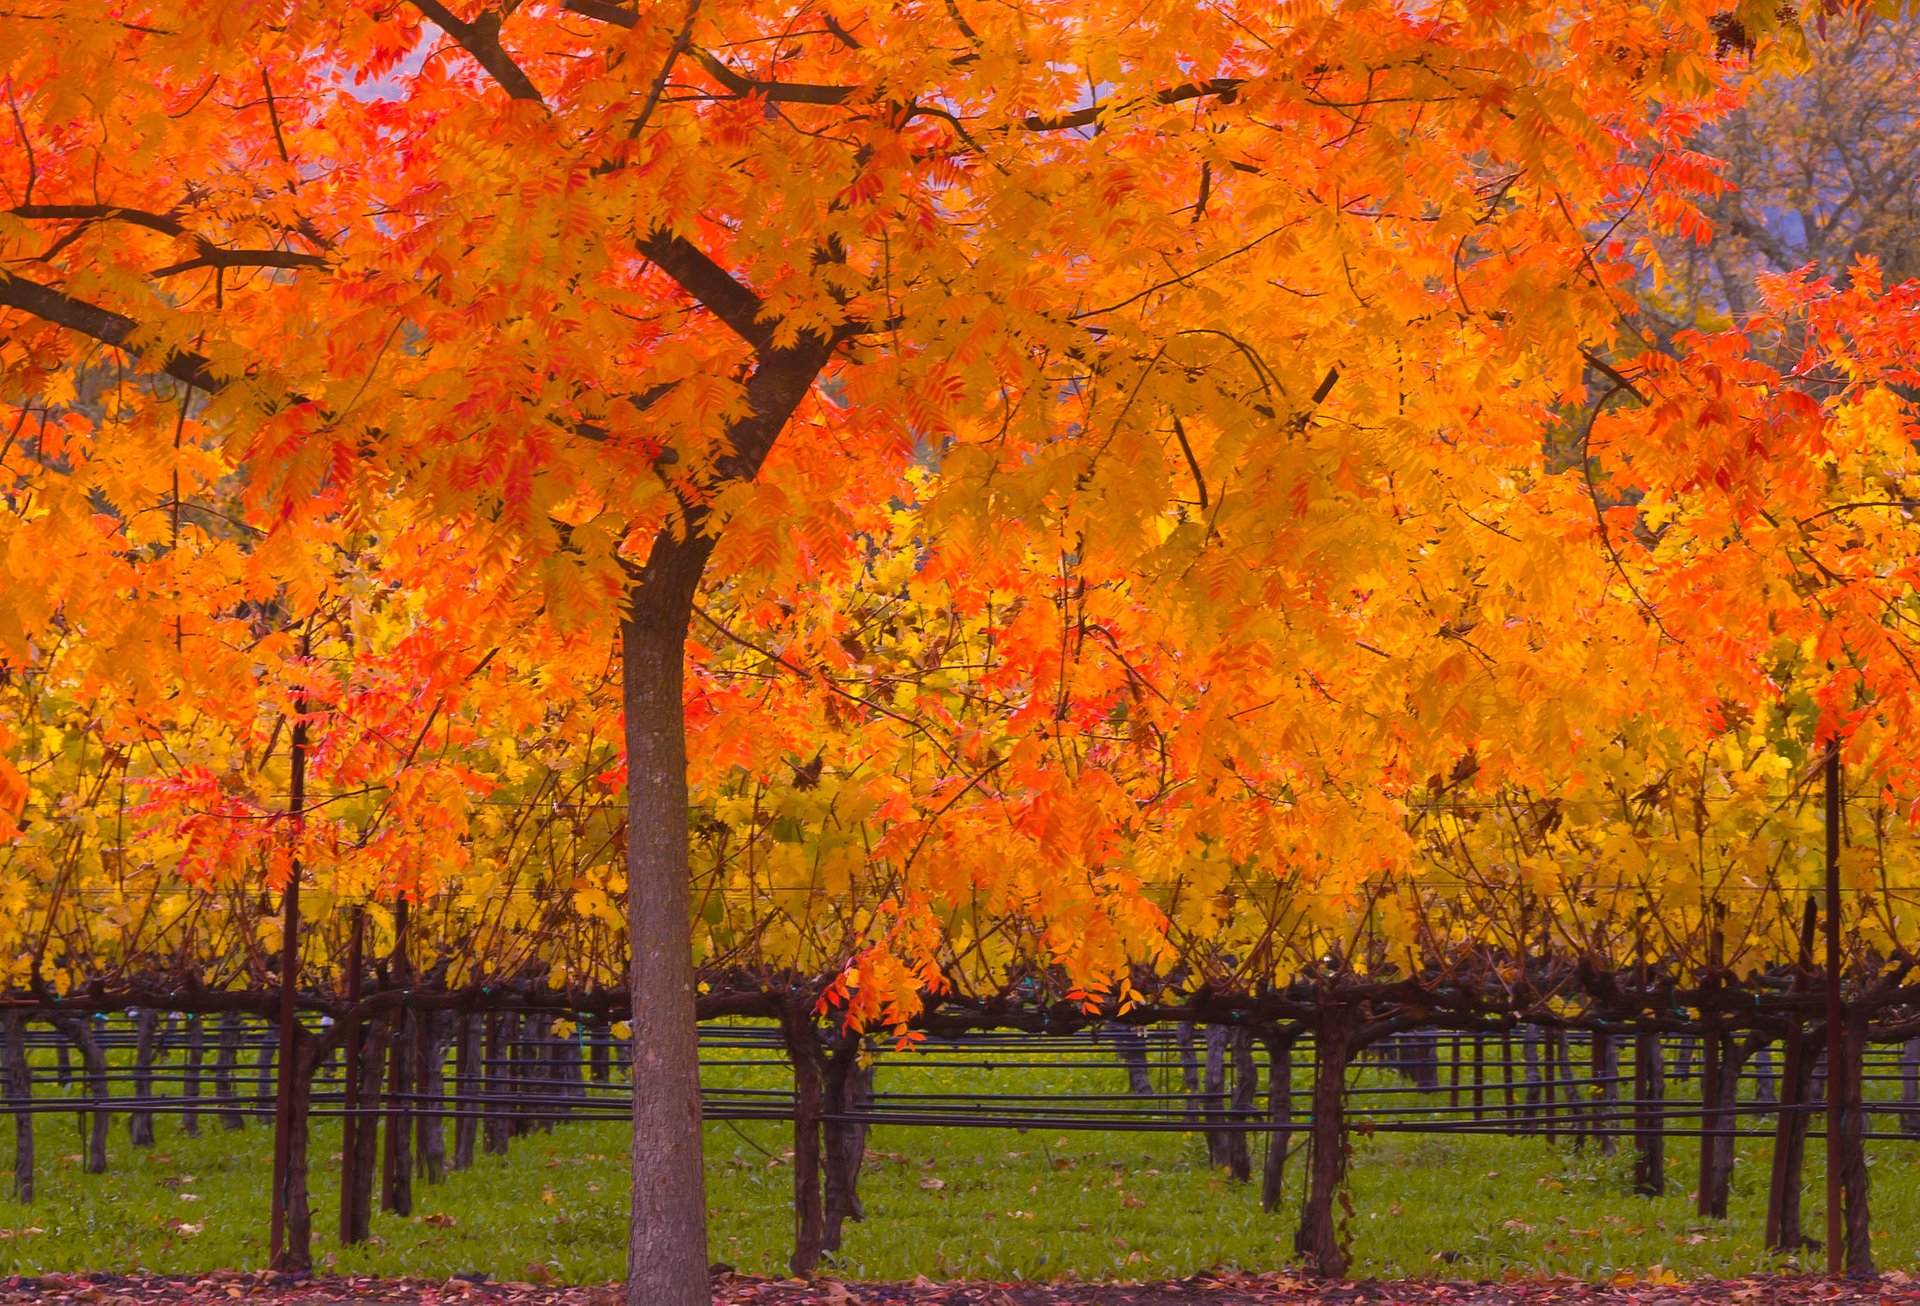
<box><xmin>269</xmin><ymin>708</ymin><xmax>307</xmax><ymax>1267</ymax></box>
<box><xmin>1824</xmin><ymin>737</ymin><xmax>1843</xmax><ymax>1275</ymax></box>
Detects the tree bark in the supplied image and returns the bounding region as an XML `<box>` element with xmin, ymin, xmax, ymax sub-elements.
<box><xmin>1203</xmin><ymin>1025</ymin><xmax>1230</xmax><ymax>1169</ymax></box>
<box><xmin>277</xmin><ymin>1030</ymin><xmax>320</xmax><ymax>1272</ymax></box>
<box><xmin>1227</xmin><ymin>1028</ymin><xmax>1255</xmax><ymax>1182</ymax></box>
<box><xmin>781</xmin><ymin>1006</ymin><xmax>826</xmax><ymax>1278</ymax></box>
<box><xmin>418</xmin><ymin>1011</ymin><xmax>448</xmax><ymax>1184</ymax></box>
<box><xmin>623</xmin><ymin>551</ymin><xmax>716</xmax><ymax>1306</ymax></box>
<box><xmin>822</xmin><ymin>1036</ymin><xmax>872</xmax><ymax>1254</ymax></box>
<box><xmin>1699</xmin><ymin>1032</ymin><xmax>1753</xmax><ymax>1219</ymax></box>
<box><xmin>484</xmin><ymin>1012</ymin><xmax>512</xmax><ymax>1157</ymax></box>
<box><xmin>381</xmin><ymin>1009</ymin><xmax>414</xmax><ymax>1217</ymax></box>
<box><xmin>51</xmin><ymin>1015</ymin><xmax>108</xmax><ymax>1174</ymax></box>
<box><xmin>215</xmin><ymin>1013</ymin><xmax>246</xmax><ymax>1131</ymax></box>
<box><xmin>130</xmin><ymin>1009</ymin><xmax>159</xmax><ymax>1148</ymax></box>
<box><xmin>1766</xmin><ymin>1013</ymin><xmax>1815</xmax><ymax>1253</ymax></box>
<box><xmin>1522</xmin><ymin>1029</ymin><xmax>1543</xmax><ymax>1137</ymax></box>
<box><xmin>1293</xmin><ymin>1016</ymin><xmax>1353</xmax><ymax>1277</ymax></box>
<box><xmin>1591</xmin><ymin>1030</ymin><xmax>1616</xmax><ymax>1156</ymax></box>
<box><xmin>1</xmin><ymin>1013</ymin><xmax>32</xmax><ymax>1202</ymax></box>
<box><xmin>1176</xmin><ymin>1022</ymin><xmax>1202</xmax><ymax>1126</ymax></box>
<box><xmin>345</xmin><ymin>1015</ymin><xmax>387</xmax><ymax>1245</ymax></box>
<box><xmin>1902</xmin><ymin>1039</ymin><xmax>1920</xmax><ymax>1138</ymax></box>
<box><xmin>1836</xmin><ymin>1013</ymin><xmax>1873</xmax><ymax>1275</ymax></box>
<box><xmin>1633</xmin><ymin>1030</ymin><xmax>1665</xmax><ymax>1197</ymax></box>
<box><xmin>453</xmin><ymin>1013</ymin><xmax>479</xmax><ymax>1171</ymax></box>
<box><xmin>1259</xmin><ymin>1029</ymin><xmax>1294</xmax><ymax>1214</ymax></box>
<box><xmin>1108</xmin><ymin>1024</ymin><xmax>1152</xmax><ymax>1096</ymax></box>
<box><xmin>181</xmin><ymin>1015</ymin><xmax>204</xmax><ymax>1139</ymax></box>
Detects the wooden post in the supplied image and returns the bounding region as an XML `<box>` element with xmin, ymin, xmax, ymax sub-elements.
<box><xmin>269</xmin><ymin>706</ymin><xmax>308</xmax><ymax>1271</ymax></box>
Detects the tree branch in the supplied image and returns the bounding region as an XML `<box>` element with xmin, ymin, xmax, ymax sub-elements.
<box><xmin>409</xmin><ymin>0</ymin><xmax>546</xmax><ymax>103</ymax></box>
<box><xmin>152</xmin><ymin>249</ymin><xmax>329</xmax><ymax>278</ymax></box>
<box><xmin>561</xmin><ymin>1</ymin><xmax>857</xmax><ymax>104</ymax></box>
<box><xmin>635</xmin><ymin>229</ymin><xmax>771</xmax><ymax>351</ymax></box>
<box><xmin>1019</xmin><ymin>78</ymin><xmax>1244</xmax><ymax>132</ymax></box>
<box><xmin>0</xmin><ymin>271</ymin><xmax>223</xmax><ymax>392</ymax></box>
<box><xmin>9</xmin><ymin>204</ymin><xmax>187</xmax><ymax>237</ymax></box>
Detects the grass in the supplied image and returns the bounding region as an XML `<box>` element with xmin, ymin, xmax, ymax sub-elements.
<box><xmin>0</xmin><ymin>1028</ymin><xmax>1917</xmax><ymax>1284</ymax></box>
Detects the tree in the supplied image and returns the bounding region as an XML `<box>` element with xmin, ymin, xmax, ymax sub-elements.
<box><xmin>1</xmin><ymin>1</ymin><xmax>1829</xmax><ymax>1298</ymax></box>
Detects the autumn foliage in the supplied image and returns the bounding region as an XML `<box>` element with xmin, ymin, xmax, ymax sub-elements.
<box><xmin>4</xmin><ymin>0</ymin><xmax>1920</xmax><ymax>1297</ymax></box>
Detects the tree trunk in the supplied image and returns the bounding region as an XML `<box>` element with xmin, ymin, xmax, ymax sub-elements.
<box><xmin>1521</xmin><ymin>1029</ymin><xmax>1543</xmax><ymax>1137</ymax></box>
<box><xmin>1203</xmin><ymin>1026</ymin><xmax>1230</xmax><ymax>1169</ymax></box>
<box><xmin>1223</xmin><ymin>1028</ymin><xmax>1254</xmax><ymax>1181</ymax></box>
<box><xmin>1259</xmin><ymin>1030</ymin><xmax>1294</xmax><ymax>1214</ymax></box>
<box><xmin>1591</xmin><ymin>1030</ymin><xmax>1616</xmax><ymax>1156</ymax></box>
<box><xmin>418</xmin><ymin>1011</ymin><xmax>448</xmax><ymax>1184</ymax></box>
<box><xmin>453</xmin><ymin>1013</ymin><xmax>479</xmax><ymax>1172</ymax></box>
<box><xmin>1</xmin><ymin>1013</ymin><xmax>32</xmax><ymax>1202</ymax></box>
<box><xmin>1108</xmin><ymin>1024</ymin><xmax>1152</xmax><ymax>1096</ymax></box>
<box><xmin>256</xmin><ymin>1040</ymin><xmax>276</xmax><ymax>1120</ymax></box>
<box><xmin>1902</xmin><ymin>1039</ymin><xmax>1920</xmax><ymax>1138</ymax></box>
<box><xmin>215</xmin><ymin>1014</ymin><xmax>246</xmax><ymax>1131</ymax></box>
<box><xmin>1696</xmin><ymin>1027</ymin><xmax>1722</xmax><ymax>1217</ymax></box>
<box><xmin>1633</xmin><ymin>1030</ymin><xmax>1664</xmax><ymax>1197</ymax></box>
<box><xmin>130</xmin><ymin>1010</ymin><xmax>159</xmax><ymax>1148</ymax></box>
<box><xmin>484</xmin><ymin>1012</ymin><xmax>511</xmax><ymax>1157</ymax></box>
<box><xmin>277</xmin><ymin>1030</ymin><xmax>320</xmax><ymax>1272</ymax></box>
<box><xmin>1836</xmin><ymin>1013</ymin><xmax>1873</xmax><ymax>1275</ymax></box>
<box><xmin>1765</xmin><ymin>1013</ymin><xmax>1815</xmax><ymax>1253</ymax></box>
<box><xmin>623</xmin><ymin>569</ymin><xmax>715</xmax><ymax>1306</ymax></box>
<box><xmin>1699</xmin><ymin>1032</ymin><xmax>1752</xmax><ymax>1219</ymax></box>
<box><xmin>1753</xmin><ymin>1043</ymin><xmax>1777</xmax><ymax>1106</ymax></box>
<box><xmin>1293</xmin><ymin>1017</ymin><xmax>1354</xmax><ymax>1277</ymax></box>
<box><xmin>181</xmin><ymin>1016</ymin><xmax>204</xmax><ymax>1139</ymax></box>
<box><xmin>346</xmin><ymin>1014</ymin><xmax>387</xmax><ymax>1244</ymax></box>
<box><xmin>1554</xmin><ymin>1029</ymin><xmax>1578</xmax><ymax>1145</ymax></box>
<box><xmin>822</xmin><ymin>1037</ymin><xmax>872</xmax><ymax>1254</ymax></box>
<box><xmin>781</xmin><ymin>1007</ymin><xmax>825</xmax><ymax>1278</ymax></box>
<box><xmin>590</xmin><ymin>1016</ymin><xmax>612</xmax><ymax>1084</ymax></box>
<box><xmin>381</xmin><ymin>1009</ymin><xmax>414</xmax><ymax>1217</ymax></box>
<box><xmin>1176</xmin><ymin>1022</ymin><xmax>1202</xmax><ymax>1125</ymax></box>
<box><xmin>51</xmin><ymin>1015</ymin><xmax>108</xmax><ymax>1174</ymax></box>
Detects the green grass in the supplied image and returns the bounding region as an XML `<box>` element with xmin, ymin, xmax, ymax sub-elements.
<box><xmin>1</xmin><ymin>1033</ymin><xmax>1918</xmax><ymax>1284</ymax></box>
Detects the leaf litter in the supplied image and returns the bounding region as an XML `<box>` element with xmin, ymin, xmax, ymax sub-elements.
<box><xmin>0</xmin><ymin>1272</ymin><xmax>1915</xmax><ymax>1306</ymax></box>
